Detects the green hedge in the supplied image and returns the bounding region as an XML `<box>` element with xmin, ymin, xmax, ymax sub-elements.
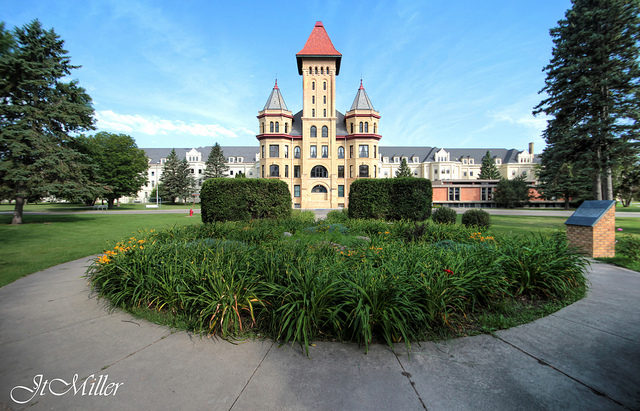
<box><xmin>461</xmin><ymin>209</ymin><xmax>491</xmax><ymax>228</ymax></box>
<box><xmin>200</xmin><ymin>179</ymin><xmax>291</xmax><ymax>222</ymax></box>
<box><xmin>348</xmin><ymin>178</ymin><xmax>432</xmax><ymax>220</ymax></box>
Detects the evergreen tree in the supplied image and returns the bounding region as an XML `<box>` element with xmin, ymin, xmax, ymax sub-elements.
<box><xmin>478</xmin><ymin>151</ymin><xmax>501</xmax><ymax>179</ymax></box>
<box><xmin>493</xmin><ymin>176</ymin><xmax>531</xmax><ymax>208</ymax></box>
<box><xmin>204</xmin><ymin>143</ymin><xmax>228</xmax><ymax>178</ymax></box>
<box><xmin>615</xmin><ymin>157</ymin><xmax>640</xmax><ymax>207</ymax></box>
<box><xmin>535</xmin><ymin>145</ymin><xmax>592</xmax><ymax>209</ymax></box>
<box><xmin>234</xmin><ymin>171</ymin><xmax>246</xmax><ymax>178</ymax></box>
<box><xmin>0</xmin><ymin>20</ymin><xmax>95</xmax><ymax>224</ymax></box>
<box><xmin>160</xmin><ymin>149</ymin><xmax>194</xmax><ymax>203</ymax></box>
<box><xmin>75</xmin><ymin>132</ymin><xmax>149</xmax><ymax>208</ymax></box>
<box><xmin>395</xmin><ymin>158</ymin><xmax>413</xmax><ymax>178</ymax></box>
<box><xmin>534</xmin><ymin>0</ymin><xmax>640</xmax><ymax>201</ymax></box>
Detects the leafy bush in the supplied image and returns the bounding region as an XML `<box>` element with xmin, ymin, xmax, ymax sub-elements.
<box><xmin>617</xmin><ymin>234</ymin><xmax>640</xmax><ymax>261</ymax></box>
<box><xmin>461</xmin><ymin>209</ymin><xmax>491</xmax><ymax>228</ymax></box>
<box><xmin>325</xmin><ymin>208</ymin><xmax>349</xmax><ymax>223</ymax></box>
<box><xmin>200</xmin><ymin>178</ymin><xmax>291</xmax><ymax>222</ymax></box>
<box><xmin>432</xmin><ymin>207</ymin><xmax>457</xmax><ymax>224</ymax></box>
<box><xmin>348</xmin><ymin>178</ymin><xmax>432</xmax><ymax>220</ymax></box>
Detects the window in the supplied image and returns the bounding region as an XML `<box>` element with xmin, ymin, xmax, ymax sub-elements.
<box><xmin>294</xmin><ymin>165</ymin><xmax>300</xmax><ymax>178</ymax></box>
<box><xmin>338</xmin><ymin>185</ymin><xmax>344</xmax><ymax>197</ymax></box>
<box><xmin>448</xmin><ymin>187</ymin><xmax>460</xmax><ymax>201</ymax></box>
<box><xmin>190</xmin><ymin>168</ymin><xmax>194</xmax><ymax>173</ymax></box>
<box><xmin>350</xmin><ymin>123</ymin><xmax>354</xmax><ymax>133</ymax></box>
<box><xmin>365</xmin><ymin>122</ymin><xmax>369</xmax><ymax>133</ymax></box>
<box><xmin>261</xmin><ymin>123</ymin><xmax>265</xmax><ymax>133</ymax></box>
<box><xmin>312</xmin><ymin>81</ymin><xmax>315</xmax><ymax>89</ymax></box>
<box><xmin>315</xmin><ymin>67</ymin><xmax>318</xmax><ymax>74</ymax></box>
<box><xmin>312</xmin><ymin>185</ymin><xmax>327</xmax><ymax>193</ymax></box>
<box><xmin>312</xmin><ymin>109</ymin><xmax>315</xmax><ymax>117</ymax></box>
<box><xmin>350</xmin><ymin>145</ymin><xmax>353</xmax><ymax>158</ymax></box>
<box><xmin>323</xmin><ymin>95</ymin><xmax>326</xmax><ymax>104</ymax></box>
<box><xmin>294</xmin><ymin>146</ymin><xmax>301</xmax><ymax>158</ymax></box>
<box><xmin>374</xmin><ymin>124</ymin><xmax>376</xmax><ymax>134</ymax></box>
<box><xmin>151</xmin><ymin>171</ymin><xmax>154</xmax><ymax>176</ymax></box>
<box><xmin>199</xmin><ymin>169</ymin><xmax>202</xmax><ymax>174</ymax></box>
<box><xmin>285</xmin><ymin>123</ymin><xmax>288</xmax><ymax>133</ymax></box>
<box><xmin>238</xmin><ymin>157</ymin><xmax>243</xmax><ymax>163</ymax></box>
<box><xmin>338</xmin><ymin>147</ymin><xmax>344</xmax><ymax>159</ymax></box>
<box><xmin>481</xmin><ymin>187</ymin><xmax>493</xmax><ymax>201</ymax></box>
<box><xmin>326</xmin><ymin>66</ymin><xmax>329</xmax><ymax>73</ymax></box>
<box><xmin>321</xmin><ymin>67</ymin><xmax>324</xmax><ymax>74</ymax></box>
<box><xmin>312</xmin><ymin>96</ymin><xmax>315</xmax><ymax>104</ymax></box>
<box><xmin>284</xmin><ymin>145</ymin><xmax>289</xmax><ymax>158</ymax></box>
<box><xmin>338</xmin><ymin>165</ymin><xmax>344</xmax><ymax>178</ymax></box>
<box><xmin>261</xmin><ymin>145</ymin><xmax>265</xmax><ymax>158</ymax></box>
<box><xmin>359</xmin><ymin>145</ymin><xmax>369</xmax><ymax>158</ymax></box>
<box><xmin>294</xmin><ymin>185</ymin><xmax>300</xmax><ymax>197</ymax></box>
<box><xmin>322</xmin><ymin>125</ymin><xmax>328</xmax><ymax>137</ymax></box>
<box><xmin>310</xmin><ymin>126</ymin><xmax>317</xmax><ymax>137</ymax></box>
<box><xmin>310</xmin><ymin>145</ymin><xmax>317</xmax><ymax>158</ymax></box>
<box><xmin>275</xmin><ymin>122</ymin><xmax>279</xmax><ymax>133</ymax></box>
<box><xmin>350</xmin><ymin>165</ymin><xmax>353</xmax><ymax>178</ymax></box>
<box><xmin>261</xmin><ymin>165</ymin><xmax>264</xmax><ymax>177</ymax></box>
<box><xmin>359</xmin><ymin>165</ymin><xmax>369</xmax><ymax>177</ymax></box>
<box><xmin>285</xmin><ymin>165</ymin><xmax>289</xmax><ymax>177</ymax></box>
<box><xmin>323</xmin><ymin>109</ymin><xmax>326</xmax><ymax>117</ymax></box>
<box><xmin>229</xmin><ymin>170</ymin><xmax>233</xmax><ymax>175</ymax></box>
<box><xmin>310</xmin><ymin>165</ymin><xmax>328</xmax><ymax>178</ymax></box>
<box><xmin>359</xmin><ymin>122</ymin><xmax>363</xmax><ymax>133</ymax></box>
<box><xmin>270</xmin><ymin>122</ymin><xmax>274</xmax><ymax>133</ymax></box>
<box><xmin>470</xmin><ymin>171</ymin><xmax>474</xmax><ymax>176</ymax></box>
<box><xmin>323</xmin><ymin>81</ymin><xmax>326</xmax><ymax>90</ymax></box>
<box><xmin>269</xmin><ymin>145</ymin><xmax>279</xmax><ymax>158</ymax></box>
<box><xmin>270</xmin><ymin>165</ymin><xmax>279</xmax><ymax>177</ymax></box>
<box><xmin>321</xmin><ymin>145</ymin><xmax>328</xmax><ymax>158</ymax></box>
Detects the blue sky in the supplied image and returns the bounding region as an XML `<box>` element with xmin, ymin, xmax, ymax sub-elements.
<box><xmin>3</xmin><ymin>0</ymin><xmax>572</xmax><ymax>152</ymax></box>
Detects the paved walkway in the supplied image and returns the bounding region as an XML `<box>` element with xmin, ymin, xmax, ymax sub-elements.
<box><xmin>0</xmin><ymin>259</ymin><xmax>638</xmax><ymax>410</ymax></box>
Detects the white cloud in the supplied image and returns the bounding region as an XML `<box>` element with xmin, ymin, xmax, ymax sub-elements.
<box><xmin>491</xmin><ymin>111</ymin><xmax>549</xmax><ymax>134</ymax></box>
<box><xmin>95</xmin><ymin>110</ymin><xmax>238</xmax><ymax>139</ymax></box>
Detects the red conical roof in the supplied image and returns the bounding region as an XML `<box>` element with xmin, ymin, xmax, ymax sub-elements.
<box><xmin>296</xmin><ymin>21</ymin><xmax>342</xmax><ymax>75</ymax></box>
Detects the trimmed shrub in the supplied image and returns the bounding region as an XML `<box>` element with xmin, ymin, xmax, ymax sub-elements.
<box><xmin>348</xmin><ymin>178</ymin><xmax>432</xmax><ymax>220</ymax></box>
<box><xmin>325</xmin><ymin>208</ymin><xmax>349</xmax><ymax>223</ymax></box>
<box><xmin>200</xmin><ymin>178</ymin><xmax>291</xmax><ymax>222</ymax></box>
<box><xmin>432</xmin><ymin>207</ymin><xmax>457</xmax><ymax>224</ymax></box>
<box><xmin>461</xmin><ymin>209</ymin><xmax>491</xmax><ymax>228</ymax></box>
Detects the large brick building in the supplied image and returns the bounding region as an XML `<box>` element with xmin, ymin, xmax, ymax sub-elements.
<box><xmin>134</xmin><ymin>22</ymin><xmax>542</xmax><ymax>208</ymax></box>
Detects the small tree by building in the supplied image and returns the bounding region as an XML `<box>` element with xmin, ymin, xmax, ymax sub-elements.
<box><xmin>493</xmin><ymin>176</ymin><xmax>531</xmax><ymax>208</ymax></box>
<box><xmin>478</xmin><ymin>151</ymin><xmax>501</xmax><ymax>179</ymax></box>
<box><xmin>395</xmin><ymin>158</ymin><xmax>413</xmax><ymax>178</ymax></box>
<box><xmin>204</xmin><ymin>143</ymin><xmax>229</xmax><ymax>178</ymax></box>
<box><xmin>235</xmin><ymin>171</ymin><xmax>246</xmax><ymax>178</ymax></box>
<box><xmin>160</xmin><ymin>149</ymin><xmax>195</xmax><ymax>203</ymax></box>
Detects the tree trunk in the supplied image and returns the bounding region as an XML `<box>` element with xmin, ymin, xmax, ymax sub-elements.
<box><xmin>605</xmin><ymin>165</ymin><xmax>614</xmax><ymax>201</ymax></box>
<box><xmin>12</xmin><ymin>196</ymin><xmax>25</xmax><ymax>225</ymax></box>
<box><xmin>594</xmin><ymin>147</ymin><xmax>603</xmax><ymax>200</ymax></box>
<box><xmin>107</xmin><ymin>198</ymin><xmax>115</xmax><ymax>209</ymax></box>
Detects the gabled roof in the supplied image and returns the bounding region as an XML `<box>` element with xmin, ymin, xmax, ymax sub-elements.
<box><xmin>263</xmin><ymin>80</ymin><xmax>289</xmax><ymax>111</ymax></box>
<box><xmin>296</xmin><ymin>21</ymin><xmax>342</xmax><ymax>75</ymax></box>
<box><xmin>349</xmin><ymin>80</ymin><xmax>375</xmax><ymax>111</ymax></box>
<box><xmin>143</xmin><ymin>146</ymin><xmax>259</xmax><ymax>164</ymax></box>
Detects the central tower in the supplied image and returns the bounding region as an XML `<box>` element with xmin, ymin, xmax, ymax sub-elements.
<box><xmin>257</xmin><ymin>21</ymin><xmax>381</xmax><ymax>209</ymax></box>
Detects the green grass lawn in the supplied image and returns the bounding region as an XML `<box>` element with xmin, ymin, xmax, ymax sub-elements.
<box><xmin>0</xmin><ymin>202</ymin><xmax>200</xmax><ymax>212</ymax></box>
<box><xmin>617</xmin><ymin>203</ymin><xmax>640</xmax><ymax>212</ymax></box>
<box><xmin>0</xmin><ymin>213</ymin><xmax>202</xmax><ymax>287</ymax></box>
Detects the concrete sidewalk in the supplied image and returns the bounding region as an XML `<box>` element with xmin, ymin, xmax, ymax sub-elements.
<box><xmin>0</xmin><ymin>259</ymin><xmax>638</xmax><ymax>410</ymax></box>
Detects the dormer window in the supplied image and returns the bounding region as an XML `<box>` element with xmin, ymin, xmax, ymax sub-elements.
<box><xmin>228</xmin><ymin>157</ymin><xmax>235</xmax><ymax>163</ymax></box>
<box><xmin>238</xmin><ymin>157</ymin><xmax>243</xmax><ymax>163</ymax></box>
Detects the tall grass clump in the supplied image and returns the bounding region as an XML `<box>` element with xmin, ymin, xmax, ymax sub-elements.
<box><xmin>87</xmin><ymin>218</ymin><xmax>589</xmax><ymax>354</ymax></box>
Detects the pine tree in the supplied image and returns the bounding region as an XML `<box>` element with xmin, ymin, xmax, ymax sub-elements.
<box><xmin>204</xmin><ymin>143</ymin><xmax>228</xmax><ymax>178</ymax></box>
<box><xmin>478</xmin><ymin>151</ymin><xmax>501</xmax><ymax>179</ymax></box>
<box><xmin>395</xmin><ymin>158</ymin><xmax>413</xmax><ymax>178</ymax></box>
<box><xmin>160</xmin><ymin>149</ymin><xmax>194</xmax><ymax>203</ymax></box>
<box><xmin>0</xmin><ymin>20</ymin><xmax>96</xmax><ymax>224</ymax></box>
<box><xmin>534</xmin><ymin>0</ymin><xmax>640</xmax><ymax>201</ymax></box>
<box><xmin>493</xmin><ymin>176</ymin><xmax>531</xmax><ymax>208</ymax></box>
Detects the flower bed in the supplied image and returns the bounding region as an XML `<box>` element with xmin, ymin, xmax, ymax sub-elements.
<box><xmin>86</xmin><ymin>218</ymin><xmax>588</xmax><ymax>353</ymax></box>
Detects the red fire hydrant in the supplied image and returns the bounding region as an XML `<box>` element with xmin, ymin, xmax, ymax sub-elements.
<box><xmin>189</xmin><ymin>208</ymin><xmax>194</xmax><ymax>217</ymax></box>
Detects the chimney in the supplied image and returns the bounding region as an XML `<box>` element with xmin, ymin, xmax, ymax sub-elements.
<box><xmin>528</xmin><ymin>142</ymin><xmax>534</xmax><ymax>155</ymax></box>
